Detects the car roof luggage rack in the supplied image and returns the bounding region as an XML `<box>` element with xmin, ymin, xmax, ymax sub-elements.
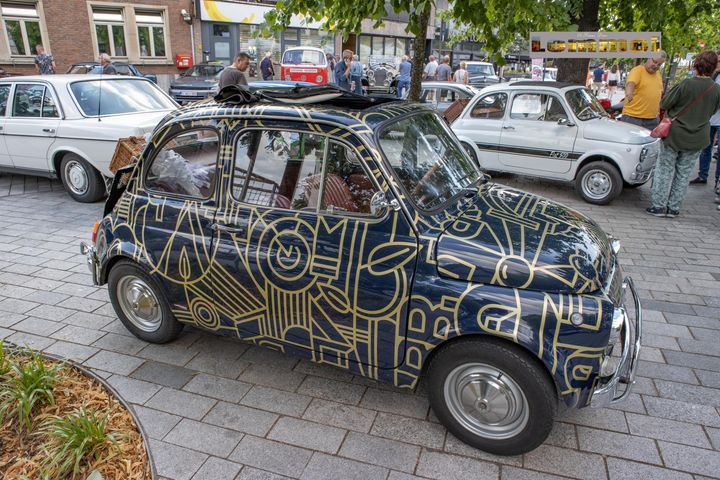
<box><xmin>213</xmin><ymin>84</ymin><xmax>398</xmax><ymax>109</ymax></box>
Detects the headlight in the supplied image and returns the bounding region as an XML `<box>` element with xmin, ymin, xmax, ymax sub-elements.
<box><xmin>316</xmin><ymin>75</ymin><xmax>323</xmax><ymax>82</ymax></box>
<box><xmin>284</xmin><ymin>74</ymin><xmax>291</xmax><ymax>80</ymax></box>
<box><xmin>95</xmin><ymin>229</ymin><xmax>107</xmax><ymax>258</ymax></box>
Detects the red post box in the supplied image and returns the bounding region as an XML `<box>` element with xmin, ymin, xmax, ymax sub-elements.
<box><xmin>176</xmin><ymin>54</ymin><xmax>192</xmax><ymax>69</ymax></box>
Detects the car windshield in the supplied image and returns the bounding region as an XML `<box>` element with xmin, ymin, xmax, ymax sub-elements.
<box><xmin>378</xmin><ymin>113</ymin><xmax>480</xmax><ymax>211</ymax></box>
<box><xmin>467</xmin><ymin>64</ymin><xmax>495</xmax><ymax>76</ymax></box>
<box><xmin>182</xmin><ymin>65</ymin><xmax>224</xmax><ymax>77</ymax></box>
<box><xmin>70</xmin><ymin>79</ymin><xmax>177</xmax><ymax>116</ymax></box>
<box><xmin>283</xmin><ymin>49</ymin><xmax>326</xmax><ymax>65</ymax></box>
<box><xmin>565</xmin><ymin>88</ymin><xmax>608</xmax><ymax>121</ymax></box>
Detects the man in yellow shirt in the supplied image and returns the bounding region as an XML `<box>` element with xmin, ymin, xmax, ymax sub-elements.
<box><xmin>621</xmin><ymin>51</ymin><xmax>667</xmax><ymax>130</ymax></box>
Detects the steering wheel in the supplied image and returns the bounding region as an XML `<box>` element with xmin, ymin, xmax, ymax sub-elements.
<box><xmin>577</xmin><ymin>106</ymin><xmax>593</xmax><ymax>119</ymax></box>
<box><xmin>412</xmin><ymin>163</ymin><xmax>441</xmax><ymax>197</ymax></box>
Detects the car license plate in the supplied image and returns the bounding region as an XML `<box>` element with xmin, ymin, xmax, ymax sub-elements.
<box><xmin>177</xmin><ymin>90</ymin><xmax>203</xmax><ymax>97</ymax></box>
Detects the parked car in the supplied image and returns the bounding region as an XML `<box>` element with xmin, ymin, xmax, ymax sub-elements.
<box><xmin>452</xmin><ymin>81</ymin><xmax>660</xmax><ymax>204</ymax></box>
<box><xmin>168</xmin><ymin>63</ymin><xmax>225</xmax><ymax>104</ymax></box>
<box><xmin>466</xmin><ymin>61</ymin><xmax>500</xmax><ymax>88</ymax></box>
<box><xmin>408</xmin><ymin>82</ymin><xmax>479</xmax><ymax>113</ymax></box>
<box><xmin>281</xmin><ymin>47</ymin><xmax>329</xmax><ymax>84</ymax></box>
<box><xmin>0</xmin><ymin>75</ymin><xmax>177</xmax><ymax>202</ymax></box>
<box><xmin>66</xmin><ymin>62</ymin><xmax>157</xmax><ymax>83</ymax></box>
<box><xmin>362</xmin><ymin>61</ymin><xmax>399</xmax><ymax>94</ymax></box>
<box><xmin>81</xmin><ymin>86</ymin><xmax>641</xmax><ymax>456</ymax></box>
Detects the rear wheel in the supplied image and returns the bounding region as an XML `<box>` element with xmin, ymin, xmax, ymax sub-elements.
<box><xmin>108</xmin><ymin>261</ymin><xmax>183</xmax><ymax>343</ymax></box>
<box><xmin>426</xmin><ymin>339</ymin><xmax>556</xmax><ymax>455</ymax></box>
<box><xmin>575</xmin><ymin>161</ymin><xmax>622</xmax><ymax>205</ymax></box>
<box><xmin>59</xmin><ymin>154</ymin><xmax>105</xmax><ymax>203</ymax></box>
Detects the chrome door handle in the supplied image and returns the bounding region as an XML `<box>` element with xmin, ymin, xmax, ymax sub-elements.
<box><xmin>42</xmin><ymin>128</ymin><xmax>55</xmax><ymax>133</ymax></box>
<box><xmin>211</xmin><ymin>223</ymin><xmax>246</xmax><ymax>235</ymax></box>
<box><xmin>502</xmin><ymin>125</ymin><xmax>515</xmax><ymax>130</ymax></box>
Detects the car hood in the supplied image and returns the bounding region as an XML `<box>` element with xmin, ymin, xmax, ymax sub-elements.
<box><xmin>582</xmin><ymin>117</ymin><xmax>654</xmax><ymax>144</ymax></box>
<box><xmin>83</xmin><ymin>110</ymin><xmax>174</xmax><ymax>137</ymax></box>
<box><xmin>436</xmin><ymin>185</ymin><xmax>614</xmax><ymax>294</ymax></box>
<box><xmin>171</xmin><ymin>76</ymin><xmax>218</xmax><ymax>88</ymax></box>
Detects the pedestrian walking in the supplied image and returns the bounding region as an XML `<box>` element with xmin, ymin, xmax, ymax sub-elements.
<box><xmin>453</xmin><ymin>62</ymin><xmax>468</xmax><ymax>85</ymax></box>
<box><xmin>218</xmin><ymin>52</ymin><xmax>250</xmax><ymax>89</ymax></box>
<box><xmin>396</xmin><ymin>56</ymin><xmax>411</xmax><ymax>98</ymax></box>
<box><xmin>260</xmin><ymin>51</ymin><xmax>274</xmax><ymax>81</ymax></box>
<box><xmin>327</xmin><ymin>53</ymin><xmax>336</xmax><ymax>83</ymax></box>
<box><xmin>591</xmin><ymin>63</ymin><xmax>605</xmax><ymax>96</ymax></box>
<box><xmin>689</xmin><ymin>52</ymin><xmax>720</xmax><ymax>187</ymax></box>
<box><xmin>607</xmin><ymin>64</ymin><xmax>619</xmax><ymax>100</ymax></box>
<box><xmin>621</xmin><ymin>51</ymin><xmax>667</xmax><ymax>130</ymax></box>
<box><xmin>34</xmin><ymin>45</ymin><xmax>55</xmax><ymax>75</ymax></box>
<box><xmin>423</xmin><ymin>55</ymin><xmax>438</xmax><ymax>80</ymax></box>
<box><xmin>350</xmin><ymin>54</ymin><xmax>363</xmax><ymax>95</ymax></box>
<box><xmin>99</xmin><ymin>53</ymin><xmax>116</xmax><ymax>75</ymax></box>
<box><xmin>436</xmin><ymin>56</ymin><xmax>452</xmax><ymax>82</ymax></box>
<box><xmin>334</xmin><ymin>50</ymin><xmax>352</xmax><ymax>91</ymax></box>
<box><xmin>646</xmin><ymin>50</ymin><xmax>720</xmax><ymax>218</ymax></box>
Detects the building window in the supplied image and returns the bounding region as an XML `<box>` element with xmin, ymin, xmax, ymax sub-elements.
<box><xmin>2</xmin><ymin>2</ymin><xmax>43</xmax><ymax>56</ymax></box>
<box><xmin>136</xmin><ymin>10</ymin><xmax>165</xmax><ymax>57</ymax></box>
<box><xmin>92</xmin><ymin>8</ymin><xmax>127</xmax><ymax>57</ymax></box>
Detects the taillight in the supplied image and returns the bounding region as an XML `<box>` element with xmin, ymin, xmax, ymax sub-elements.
<box><xmin>91</xmin><ymin>221</ymin><xmax>100</xmax><ymax>244</ymax></box>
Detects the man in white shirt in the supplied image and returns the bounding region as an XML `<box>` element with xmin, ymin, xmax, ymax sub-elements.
<box><xmin>423</xmin><ymin>55</ymin><xmax>438</xmax><ymax>80</ymax></box>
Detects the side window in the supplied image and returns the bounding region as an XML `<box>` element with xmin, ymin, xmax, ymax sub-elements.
<box><xmin>323</xmin><ymin>141</ymin><xmax>378</xmax><ymax>215</ymax></box>
<box><xmin>12</xmin><ymin>84</ymin><xmax>58</xmax><ymax>118</ymax></box>
<box><xmin>0</xmin><ymin>84</ymin><xmax>10</xmax><ymax>116</ymax></box>
<box><xmin>510</xmin><ymin>93</ymin><xmax>548</xmax><ymax>120</ymax></box>
<box><xmin>470</xmin><ymin>93</ymin><xmax>507</xmax><ymax>119</ymax></box>
<box><xmin>145</xmin><ymin>129</ymin><xmax>218</xmax><ymax>198</ymax></box>
<box><xmin>115</xmin><ymin>65</ymin><xmax>131</xmax><ymax>76</ymax></box>
<box><xmin>233</xmin><ymin>130</ymin><xmax>326</xmax><ymax>210</ymax></box>
<box><xmin>544</xmin><ymin>96</ymin><xmax>568</xmax><ymax>122</ymax></box>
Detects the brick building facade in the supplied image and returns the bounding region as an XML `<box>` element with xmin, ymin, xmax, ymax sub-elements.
<box><xmin>0</xmin><ymin>0</ymin><xmax>193</xmax><ymax>83</ymax></box>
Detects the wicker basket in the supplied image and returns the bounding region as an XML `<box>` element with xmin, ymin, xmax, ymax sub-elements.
<box><xmin>109</xmin><ymin>136</ymin><xmax>147</xmax><ymax>174</ymax></box>
<box><xmin>442</xmin><ymin>98</ymin><xmax>471</xmax><ymax>125</ymax></box>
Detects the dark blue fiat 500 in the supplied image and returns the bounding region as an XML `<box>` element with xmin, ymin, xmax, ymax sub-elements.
<box><xmin>81</xmin><ymin>86</ymin><xmax>641</xmax><ymax>455</ymax></box>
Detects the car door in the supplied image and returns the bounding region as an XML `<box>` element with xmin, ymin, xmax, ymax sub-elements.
<box><xmin>210</xmin><ymin>123</ymin><xmax>418</xmax><ymax>370</ymax></box>
<box><xmin>451</xmin><ymin>91</ymin><xmax>508</xmax><ymax>167</ymax></box>
<box><xmin>4</xmin><ymin>82</ymin><xmax>61</xmax><ymax>172</ymax></box>
<box><xmin>498</xmin><ymin>91</ymin><xmax>578</xmax><ymax>175</ymax></box>
<box><xmin>0</xmin><ymin>83</ymin><xmax>11</xmax><ymax>167</ymax></box>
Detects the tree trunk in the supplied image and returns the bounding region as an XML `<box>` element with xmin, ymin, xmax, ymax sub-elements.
<box><xmin>555</xmin><ymin>0</ymin><xmax>601</xmax><ymax>85</ymax></box>
<box><xmin>408</xmin><ymin>6</ymin><xmax>431</xmax><ymax>101</ymax></box>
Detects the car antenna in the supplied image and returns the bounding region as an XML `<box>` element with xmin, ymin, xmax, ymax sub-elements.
<box><xmin>98</xmin><ymin>62</ymin><xmax>103</xmax><ymax>122</ymax></box>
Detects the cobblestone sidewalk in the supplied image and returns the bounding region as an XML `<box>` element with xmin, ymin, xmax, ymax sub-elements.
<box><xmin>1</xmin><ymin>173</ymin><xmax>719</xmax><ymax>480</ymax></box>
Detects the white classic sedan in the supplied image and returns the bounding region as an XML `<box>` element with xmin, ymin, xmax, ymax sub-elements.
<box><xmin>452</xmin><ymin>81</ymin><xmax>660</xmax><ymax>204</ymax></box>
<box><xmin>0</xmin><ymin>75</ymin><xmax>178</xmax><ymax>202</ymax></box>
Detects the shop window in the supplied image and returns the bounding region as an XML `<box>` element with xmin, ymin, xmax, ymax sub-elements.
<box><xmin>359</xmin><ymin>36</ymin><xmax>371</xmax><ymax>60</ymax></box>
<box><xmin>1</xmin><ymin>2</ymin><xmax>44</xmax><ymax>56</ymax></box>
<box><xmin>92</xmin><ymin>8</ymin><xmax>126</xmax><ymax>57</ymax></box>
<box><xmin>136</xmin><ymin>10</ymin><xmax>165</xmax><ymax>57</ymax></box>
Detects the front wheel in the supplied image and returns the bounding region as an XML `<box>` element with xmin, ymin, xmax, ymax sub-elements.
<box><xmin>426</xmin><ymin>339</ymin><xmax>556</xmax><ymax>455</ymax></box>
<box><xmin>575</xmin><ymin>161</ymin><xmax>623</xmax><ymax>205</ymax></box>
<box><xmin>59</xmin><ymin>154</ymin><xmax>105</xmax><ymax>203</ymax></box>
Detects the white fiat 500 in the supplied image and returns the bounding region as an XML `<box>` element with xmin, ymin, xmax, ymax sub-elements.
<box><xmin>0</xmin><ymin>75</ymin><xmax>178</xmax><ymax>202</ymax></box>
<box><xmin>452</xmin><ymin>81</ymin><xmax>660</xmax><ymax>204</ymax></box>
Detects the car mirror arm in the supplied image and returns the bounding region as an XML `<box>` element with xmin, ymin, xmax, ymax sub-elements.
<box><xmin>370</xmin><ymin>191</ymin><xmax>401</xmax><ymax>215</ymax></box>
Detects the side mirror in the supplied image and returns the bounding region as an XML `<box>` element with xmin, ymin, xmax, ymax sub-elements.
<box><xmin>557</xmin><ymin>117</ymin><xmax>575</xmax><ymax>127</ymax></box>
<box><xmin>370</xmin><ymin>191</ymin><xmax>401</xmax><ymax>216</ymax></box>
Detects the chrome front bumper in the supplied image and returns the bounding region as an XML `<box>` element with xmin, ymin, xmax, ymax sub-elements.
<box><xmin>591</xmin><ymin>276</ymin><xmax>642</xmax><ymax>407</ymax></box>
<box><xmin>80</xmin><ymin>242</ymin><xmax>101</xmax><ymax>286</ymax></box>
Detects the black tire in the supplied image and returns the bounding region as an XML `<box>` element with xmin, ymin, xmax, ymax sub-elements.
<box><xmin>107</xmin><ymin>260</ymin><xmax>184</xmax><ymax>343</ymax></box>
<box><xmin>461</xmin><ymin>142</ymin><xmax>479</xmax><ymax>166</ymax></box>
<box><xmin>426</xmin><ymin>338</ymin><xmax>556</xmax><ymax>456</ymax></box>
<box><xmin>574</xmin><ymin>161</ymin><xmax>623</xmax><ymax>205</ymax></box>
<box><xmin>59</xmin><ymin>154</ymin><xmax>105</xmax><ymax>203</ymax></box>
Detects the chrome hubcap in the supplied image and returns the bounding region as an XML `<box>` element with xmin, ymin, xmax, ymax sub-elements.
<box><xmin>444</xmin><ymin>364</ymin><xmax>529</xmax><ymax>440</ymax></box>
<box><xmin>583</xmin><ymin>170</ymin><xmax>612</xmax><ymax>200</ymax></box>
<box><xmin>64</xmin><ymin>160</ymin><xmax>89</xmax><ymax>195</ymax></box>
<box><xmin>116</xmin><ymin>276</ymin><xmax>162</xmax><ymax>332</ymax></box>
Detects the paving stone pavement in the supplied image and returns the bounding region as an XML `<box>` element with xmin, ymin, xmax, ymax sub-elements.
<box><xmin>1</xmin><ymin>172</ymin><xmax>720</xmax><ymax>480</ymax></box>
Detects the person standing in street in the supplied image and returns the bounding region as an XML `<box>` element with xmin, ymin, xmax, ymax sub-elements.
<box><xmin>350</xmin><ymin>54</ymin><xmax>364</xmax><ymax>95</ymax></box>
<box><xmin>326</xmin><ymin>53</ymin><xmax>336</xmax><ymax>83</ymax></box>
<box><xmin>591</xmin><ymin>63</ymin><xmax>605</xmax><ymax>96</ymax></box>
<box><xmin>34</xmin><ymin>45</ymin><xmax>55</xmax><ymax>75</ymax></box>
<box><xmin>436</xmin><ymin>56</ymin><xmax>452</xmax><ymax>82</ymax></box>
<box><xmin>218</xmin><ymin>52</ymin><xmax>250</xmax><ymax>89</ymax></box>
<box><xmin>396</xmin><ymin>56</ymin><xmax>411</xmax><ymax>98</ymax></box>
<box><xmin>646</xmin><ymin>50</ymin><xmax>720</xmax><ymax>218</ymax></box>
<box><xmin>690</xmin><ymin>52</ymin><xmax>720</xmax><ymax>187</ymax></box>
<box><xmin>454</xmin><ymin>62</ymin><xmax>468</xmax><ymax>85</ymax></box>
<box><xmin>334</xmin><ymin>50</ymin><xmax>352</xmax><ymax>91</ymax></box>
<box><xmin>606</xmin><ymin>64</ymin><xmax>619</xmax><ymax>100</ymax></box>
<box><xmin>260</xmin><ymin>52</ymin><xmax>274</xmax><ymax>81</ymax></box>
<box><xmin>99</xmin><ymin>53</ymin><xmax>116</xmax><ymax>75</ymax></box>
<box><xmin>621</xmin><ymin>51</ymin><xmax>667</xmax><ymax>130</ymax></box>
<box><xmin>423</xmin><ymin>55</ymin><xmax>438</xmax><ymax>80</ymax></box>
